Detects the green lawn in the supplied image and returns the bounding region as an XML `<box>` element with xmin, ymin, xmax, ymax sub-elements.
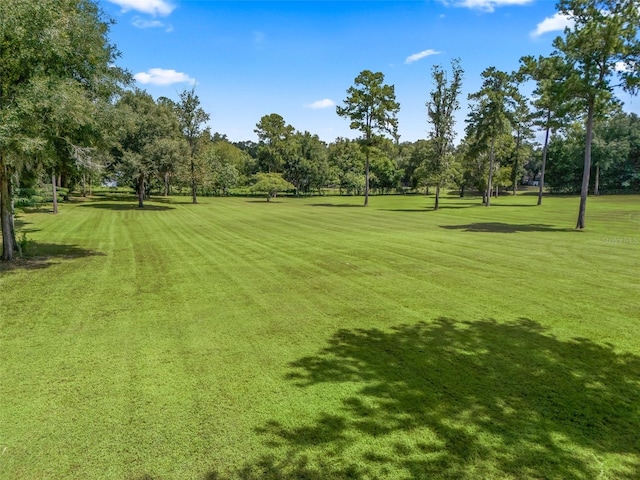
<box><xmin>1</xmin><ymin>192</ymin><xmax>639</xmax><ymax>479</ymax></box>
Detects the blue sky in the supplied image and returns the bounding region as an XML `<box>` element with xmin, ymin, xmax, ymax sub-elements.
<box><xmin>99</xmin><ymin>0</ymin><xmax>639</xmax><ymax>144</ymax></box>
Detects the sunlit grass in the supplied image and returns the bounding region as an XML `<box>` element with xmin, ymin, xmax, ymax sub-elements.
<box><xmin>1</xmin><ymin>191</ymin><xmax>639</xmax><ymax>479</ymax></box>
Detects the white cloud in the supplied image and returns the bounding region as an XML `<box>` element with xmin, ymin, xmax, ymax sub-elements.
<box><xmin>305</xmin><ymin>99</ymin><xmax>335</xmax><ymax>109</ymax></box>
<box><xmin>132</xmin><ymin>17</ymin><xmax>168</xmax><ymax>29</ymax></box>
<box><xmin>615</xmin><ymin>61</ymin><xmax>635</xmax><ymax>73</ymax></box>
<box><xmin>405</xmin><ymin>49</ymin><xmax>441</xmax><ymax>64</ymax></box>
<box><xmin>443</xmin><ymin>0</ymin><xmax>533</xmax><ymax>13</ymax></box>
<box><xmin>531</xmin><ymin>12</ymin><xmax>575</xmax><ymax>37</ymax></box>
<box><xmin>134</xmin><ymin>68</ymin><xmax>195</xmax><ymax>86</ymax></box>
<box><xmin>107</xmin><ymin>0</ymin><xmax>174</xmax><ymax>16</ymax></box>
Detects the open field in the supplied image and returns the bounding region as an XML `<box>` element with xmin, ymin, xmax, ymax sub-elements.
<box><xmin>1</xmin><ymin>192</ymin><xmax>639</xmax><ymax>479</ymax></box>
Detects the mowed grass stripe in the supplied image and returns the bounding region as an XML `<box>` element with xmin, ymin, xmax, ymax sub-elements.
<box><xmin>282</xmin><ymin>195</ymin><xmax>636</xmax><ymax>332</ymax></box>
<box><xmin>1</xmin><ymin>192</ymin><xmax>639</xmax><ymax>479</ymax></box>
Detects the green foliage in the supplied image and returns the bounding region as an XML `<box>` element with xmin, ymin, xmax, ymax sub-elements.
<box><xmin>369</xmin><ymin>148</ymin><xmax>402</xmax><ymax>193</ymax></box>
<box><xmin>0</xmin><ymin>0</ymin><xmax>128</xmax><ymax>260</ymax></box>
<box><xmin>209</xmin><ymin>158</ymin><xmax>240</xmax><ymax>196</ymax></box>
<box><xmin>328</xmin><ymin>138</ymin><xmax>365</xmax><ymax>194</ymax></box>
<box><xmin>552</xmin><ymin>0</ymin><xmax>640</xmax><ymax>227</ymax></box>
<box><xmin>426</xmin><ymin>59</ymin><xmax>464</xmax><ymax>207</ymax></box>
<box><xmin>466</xmin><ymin>68</ymin><xmax>518</xmax><ymax>149</ymax></box>
<box><xmin>254</xmin><ymin>113</ymin><xmax>295</xmax><ymax>173</ymax></box>
<box><xmin>283</xmin><ymin>131</ymin><xmax>331</xmax><ymax>195</ymax></box>
<box><xmin>252</xmin><ymin>119</ymin><xmax>332</xmax><ymax>194</ymax></box>
<box><xmin>546</xmin><ymin>113</ymin><xmax>640</xmax><ymax>193</ymax></box>
<box><xmin>16</xmin><ymin>231</ymin><xmax>33</xmax><ymax>257</ymax></box>
<box><xmin>466</xmin><ymin>67</ymin><xmax>521</xmax><ymax>205</ymax></box>
<box><xmin>209</xmin><ymin>139</ymin><xmax>256</xmax><ymax>183</ymax></box>
<box><xmin>336</xmin><ymin>70</ymin><xmax>400</xmax><ymax>142</ymax></box>
<box><xmin>250</xmin><ymin>172</ymin><xmax>295</xmax><ymax>201</ymax></box>
<box><xmin>173</xmin><ymin>88</ymin><xmax>211</xmax><ymax>203</ymax></box>
<box><xmin>554</xmin><ymin>0</ymin><xmax>640</xmax><ymax>101</ymax></box>
<box><xmin>337</xmin><ymin>70</ymin><xmax>400</xmax><ymax>205</ymax></box>
<box><xmin>110</xmin><ymin>90</ymin><xmax>184</xmax><ymax>207</ymax></box>
<box><xmin>14</xmin><ymin>186</ymin><xmax>45</xmax><ymax>208</ymax></box>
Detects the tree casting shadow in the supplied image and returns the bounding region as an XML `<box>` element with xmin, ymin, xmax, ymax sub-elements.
<box><xmin>441</xmin><ymin>222</ymin><xmax>575</xmax><ymax>233</ymax></box>
<box><xmin>207</xmin><ymin>317</ymin><xmax>640</xmax><ymax>479</ymax></box>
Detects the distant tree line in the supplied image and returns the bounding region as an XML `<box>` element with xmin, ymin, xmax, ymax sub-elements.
<box><xmin>545</xmin><ymin>112</ymin><xmax>640</xmax><ymax>194</ymax></box>
<box><xmin>1</xmin><ymin>0</ymin><xmax>639</xmax><ymax>260</ymax></box>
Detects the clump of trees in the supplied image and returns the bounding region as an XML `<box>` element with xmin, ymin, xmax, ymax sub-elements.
<box><xmin>0</xmin><ymin>0</ymin><xmax>127</xmax><ymax>260</ymax></box>
<box><xmin>545</xmin><ymin>112</ymin><xmax>640</xmax><ymax>194</ymax></box>
<box><xmin>2</xmin><ymin>0</ymin><xmax>639</xmax><ymax>261</ymax></box>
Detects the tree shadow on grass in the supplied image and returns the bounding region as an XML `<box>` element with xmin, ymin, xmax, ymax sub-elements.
<box><xmin>441</xmin><ymin>222</ymin><xmax>575</xmax><ymax>233</ymax></box>
<box><xmin>206</xmin><ymin>318</ymin><xmax>640</xmax><ymax>479</ymax></box>
<box><xmin>19</xmin><ymin>206</ymin><xmax>53</xmax><ymax>214</ymax></box>
<box><xmin>153</xmin><ymin>197</ymin><xmax>195</xmax><ymax>205</ymax></box>
<box><xmin>77</xmin><ymin>203</ymin><xmax>174</xmax><ymax>211</ymax></box>
<box><xmin>13</xmin><ymin>218</ymin><xmax>40</xmax><ymax>234</ymax></box>
<box><xmin>309</xmin><ymin>203</ymin><xmax>364</xmax><ymax>208</ymax></box>
<box><xmin>383</xmin><ymin>204</ymin><xmax>480</xmax><ymax>212</ymax></box>
<box><xmin>491</xmin><ymin>202</ymin><xmax>538</xmax><ymax>208</ymax></box>
<box><xmin>0</xmin><ymin>243</ymin><xmax>104</xmax><ymax>273</ymax></box>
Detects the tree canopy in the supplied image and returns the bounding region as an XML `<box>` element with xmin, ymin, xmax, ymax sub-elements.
<box><xmin>553</xmin><ymin>0</ymin><xmax>640</xmax><ymax>228</ymax></box>
<box><xmin>0</xmin><ymin>0</ymin><xmax>126</xmax><ymax>260</ymax></box>
<box><xmin>336</xmin><ymin>70</ymin><xmax>400</xmax><ymax>206</ymax></box>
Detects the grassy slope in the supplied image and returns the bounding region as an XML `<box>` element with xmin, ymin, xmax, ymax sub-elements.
<box><xmin>1</xmin><ymin>192</ymin><xmax>639</xmax><ymax>479</ymax></box>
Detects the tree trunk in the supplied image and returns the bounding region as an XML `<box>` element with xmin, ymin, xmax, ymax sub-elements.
<box><xmin>576</xmin><ymin>100</ymin><xmax>595</xmax><ymax>229</ymax></box>
<box><xmin>460</xmin><ymin>185</ymin><xmax>465</xmax><ymax>197</ymax></box>
<box><xmin>495</xmin><ymin>184</ymin><xmax>499</xmax><ymax>198</ymax></box>
<box><xmin>190</xmin><ymin>158</ymin><xmax>198</xmax><ymax>204</ymax></box>
<box><xmin>512</xmin><ymin>130</ymin><xmax>521</xmax><ymax>196</ymax></box>
<box><xmin>51</xmin><ymin>172</ymin><xmax>58</xmax><ymax>214</ymax></box>
<box><xmin>364</xmin><ymin>148</ymin><xmax>370</xmax><ymax>207</ymax></box>
<box><xmin>164</xmin><ymin>172</ymin><xmax>170</xmax><ymax>197</ymax></box>
<box><xmin>537</xmin><ymin>122</ymin><xmax>551</xmax><ymax>206</ymax></box>
<box><xmin>9</xmin><ymin>181</ymin><xmax>19</xmax><ymax>255</ymax></box>
<box><xmin>486</xmin><ymin>137</ymin><xmax>496</xmax><ymax>207</ymax></box>
<box><xmin>434</xmin><ymin>184</ymin><xmax>440</xmax><ymax>210</ymax></box>
<box><xmin>1</xmin><ymin>153</ymin><xmax>15</xmax><ymax>261</ymax></box>
<box><xmin>138</xmin><ymin>173</ymin><xmax>145</xmax><ymax>208</ymax></box>
<box><xmin>594</xmin><ymin>164</ymin><xmax>600</xmax><ymax>196</ymax></box>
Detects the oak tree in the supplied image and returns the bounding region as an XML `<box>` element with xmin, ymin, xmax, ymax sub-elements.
<box><xmin>0</xmin><ymin>0</ymin><xmax>125</xmax><ymax>260</ymax></box>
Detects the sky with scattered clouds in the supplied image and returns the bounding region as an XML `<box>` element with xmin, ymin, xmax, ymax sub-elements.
<box><xmin>99</xmin><ymin>0</ymin><xmax>639</xmax><ymax>144</ymax></box>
